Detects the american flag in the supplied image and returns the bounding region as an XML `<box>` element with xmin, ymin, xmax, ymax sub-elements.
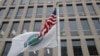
<box><xmin>39</xmin><ymin>8</ymin><xmax>57</xmax><ymax>38</ymax></box>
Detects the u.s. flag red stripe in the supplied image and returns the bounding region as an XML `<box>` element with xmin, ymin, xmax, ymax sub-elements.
<box><xmin>39</xmin><ymin>8</ymin><xmax>57</xmax><ymax>38</ymax></box>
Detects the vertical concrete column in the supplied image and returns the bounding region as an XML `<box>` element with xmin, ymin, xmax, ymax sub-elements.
<box><xmin>12</xmin><ymin>6</ymin><xmax>19</xmax><ymax>19</ymax></box>
<box><xmin>73</xmin><ymin>1</ymin><xmax>79</xmax><ymax>17</ymax></box>
<box><xmin>76</xmin><ymin>18</ymin><xmax>84</xmax><ymax>36</ymax></box>
<box><xmin>38</xmin><ymin>49</ymin><xmax>44</xmax><ymax>56</ymax></box>
<box><xmin>66</xmin><ymin>19</ymin><xmax>71</xmax><ymax>36</ymax></box>
<box><xmin>0</xmin><ymin>41</ymin><xmax>5</xmax><ymax>56</ymax></box>
<box><xmin>67</xmin><ymin>39</ymin><xmax>74</xmax><ymax>56</ymax></box>
<box><xmin>22</xmin><ymin>6</ymin><xmax>27</xmax><ymax>19</ymax></box>
<box><xmin>4</xmin><ymin>21</ymin><xmax>13</xmax><ymax>38</ymax></box>
<box><xmin>87</xmin><ymin>17</ymin><xmax>97</xmax><ymax>35</ymax></box>
<box><xmin>92</xmin><ymin>2</ymin><xmax>100</xmax><ymax>15</ymax></box>
<box><xmin>29</xmin><ymin>20</ymin><xmax>34</xmax><ymax>31</ymax></box>
<box><xmin>17</xmin><ymin>21</ymin><xmax>24</xmax><ymax>35</ymax></box>
<box><xmin>81</xmin><ymin>39</ymin><xmax>90</xmax><ymax>56</ymax></box>
<box><xmin>82</xmin><ymin>2</ymin><xmax>90</xmax><ymax>16</ymax></box>
<box><xmin>32</xmin><ymin>5</ymin><xmax>37</xmax><ymax>19</ymax></box>
<box><xmin>94</xmin><ymin>38</ymin><xmax>100</xmax><ymax>56</ymax></box>
<box><xmin>53</xmin><ymin>47</ymin><xmax>58</xmax><ymax>56</ymax></box>
<box><xmin>0</xmin><ymin>0</ymin><xmax>4</xmax><ymax>6</ymax></box>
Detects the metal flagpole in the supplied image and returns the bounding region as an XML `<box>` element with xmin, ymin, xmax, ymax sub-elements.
<box><xmin>56</xmin><ymin>1</ymin><xmax>61</xmax><ymax>56</ymax></box>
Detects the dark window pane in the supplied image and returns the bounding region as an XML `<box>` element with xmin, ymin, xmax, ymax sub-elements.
<box><xmin>26</xmin><ymin>7</ymin><xmax>33</xmax><ymax>18</ymax></box>
<box><xmin>47</xmin><ymin>6</ymin><xmax>53</xmax><ymax>17</ymax></box>
<box><xmin>6</xmin><ymin>8</ymin><xmax>14</xmax><ymax>19</ymax></box>
<box><xmin>92</xmin><ymin>18</ymin><xmax>100</xmax><ymax>35</ymax></box>
<box><xmin>0</xmin><ymin>22</ymin><xmax>8</xmax><ymax>38</ymax></box>
<box><xmin>18</xmin><ymin>53</ymin><xmax>24</xmax><ymax>56</ymax></box>
<box><xmin>60</xmin><ymin>20</ymin><xmax>66</xmax><ymax>36</ymax></box>
<box><xmin>72</xmin><ymin>40</ymin><xmax>83</xmax><ymax>56</ymax></box>
<box><xmin>59</xmin><ymin>5</ymin><xmax>64</xmax><ymax>17</ymax></box>
<box><xmin>77</xmin><ymin>4</ymin><xmax>85</xmax><ymax>16</ymax></box>
<box><xmin>66</xmin><ymin>5</ymin><xmax>74</xmax><ymax>16</ymax></box>
<box><xmin>2</xmin><ymin>42</ymin><xmax>11</xmax><ymax>56</ymax></box>
<box><xmin>69</xmin><ymin>19</ymin><xmax>79</xmax><ymax>36</ymax></box>
<box><xmin>22</xmin><ymin>21</ymin><xmax>30</xmax><ymax>33</ymax></box>
<box><xmin>87</xmin><ymin>4</ymin><xmax>96</xmax><ymax>15</ymax></box>
<box><xmin>81</xmin><ymin>19</ymin><xmax>92</xmax><ymax>35</ymax></box>
<box><xmin>3</xmin><ymin>0</ymin><xmax>9</xmax><ymax>5</ymax></box>
<box><xmin>0</xmin><ymin>8</ymin><xmax>5</xmax><ymax>18</ymax></box>
<box><xmin>36</xmin><ymin>6</ymin><xmax>43</xmax><ymax>18</ymax></box>
<box><xmin>9</xmin><ymin>22</ymin><xmax>19</xmax><ymax>38</ymax></box>
<box><xmin>33</xmin><ymin>21</ymin><xmax>41</xmax><ymax>32</ymax></box>
<box><xmin>86</xmin><ymin>39</ymin><xmax>98</xmax><ymax>55</ymax></box>
<box><xmin>29</xmin><ymin>0</ymin><xmax>34</xmax><ymax>4</ymax></box>
<box><xmin>61</xmin><ymin>40</ymin><xmax>67</xmax><ymax>56</ymax></box>
<box><xmin>12</xmin><ymin>0</ymin><xmax>18</xmax><ymax>5</ymax></box>
<box><xmin>44</xmin><ymin>48</ymin><xmax>53</xmax><ymax>56</ymax></box>
<box><xmin>16</xmin><ymin>7</ymin><xmax>24</xmax><ymax>19</ymax></box>
<box><xmin>29</xmin><ymin>51</ymin><xmax>38</xmax><ymax>56</ymax></box>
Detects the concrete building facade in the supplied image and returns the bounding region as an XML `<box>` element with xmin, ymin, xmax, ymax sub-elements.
<box><xmin>0</xmin><ymin>0</ymin><xmax>100</xmax><ymax>56</ymax></box>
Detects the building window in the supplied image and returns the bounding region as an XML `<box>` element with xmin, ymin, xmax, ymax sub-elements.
<box><xmin>69</xmin><ymin>19</ymin><xmax>79</xmax><ymax>36</ymax></box>
<box><xmin>2</xmin><ymin>42</ymin><xmax>11</xmax><ymax>56</ymax></box>
<box><xmin>36</xmin><ymin>6</ymin><xmax>43</xmax><ymax>18</ymax></box>
<box><xmin>75</xmin><ymin>0</ymin><xmax>81</xmax><ymax>2</ymax></box>
<box><xmin>72</xmin><ymin>40</ymin><xmax>83</xmax><ymax>56</ymax></box>
<box><xmin>60</xmin><ymin>20</ymin><xmax>66</xmax><ymax>36</ymax></box>
<box><xmin>0</xmin><ymin>8</ymin><xmax>5</xmax><ymax>18</ymax></box>
<box><xmin>18</xmin><ymin>53</ymin><xmax>24</xmax><ymax>56</ymax></box>
<box><xmin>44</xmin><ymin>48</ymin><xmax>53</xmax><ymax>56</ymax></box>
<box><xmin>66</xmin><ymin>5</ymin><xmax>75</xmax><ymax>16</ymax></box>
<box><xmin>86</xmin><ymin>39</ymin><xmax>98</xmax><ymax>56</ymax></box>
<box><xmin>29</xmin><ymin>51</ymin><xmax>38</xmax><ymax>56</ymax></box>
<box><xmin>65</xmin><ymin>0</ymin><xmax>72</xmax><ymax>2</ymax></box>
<box><xmin>87</xmin><ymin>4</ymin><xmax>96</xmax><ymax>15</ymax></box>
<box><xmin>85</xmin><ymin>0</ymin><xmax>91</xmax><ymax>2</ymax></box>
<box><xmin>16</xmin><ymin>7</ymin><xmax>24</xmax><ymax>19</ymax></box>
<box><xmin>0</xmin><ymin>22</ymin><xmax>8</xmax><ymax>38</ymax></box>
<box><xmin>33</xmin><ymin>21</ymin><xmax>41</xmax><ymax>32</ymax></box>
<box><xmin>77</xmin><ymin>4</ymin><xmax>85</xmax><ymax>16</ymax></box>
<box><xmin>61</xmin><ymin>40</ymin><xmax>67</xmax><ymax>56</ymax></box>
<box><xmin>26</xmin><ymin>7</ymin><xmax>33</xmax><ymax>18</ymax></box>
<box><xmin>3</xmin><ymin>0</ymin><xmax>9</xmax><ymax>6</ymax></box>
<box><xmin>97</xmin><ymin>3</ymin><xmax>100</xmax><ymax>10</ymax></box>
<box><xmin>12</xmin><ymin>0</ymin><xmax>18</xmax><ymax>5</ymax></box>
<box><xmin>81</xmin><ymin>19</ymin><xmax>92</xmax><ymax>35</ymax></box>
<box><xmin>59</xmin><ymin>5</ymin><xmax>64</xmax><ymax>17</ymax></box>
<box><xmin>22</xmin><ymin>21</ymin><xmax>30</xmax><ymax>33</ymax></box>
<box><xmin>21</xmin><ymin>0</ymin><xmax>26</xmax><ymax>5</ymax></box>
<box><xmin>29</xmin><ymin>0</ymin><xmax>34</xmax><ymax>4</ymax></box>
<box><xmin>47</xmin><ymin>6</ymin><xmax>53</xmax><ymax>17</ymax></box>
<box><xmin>38</xmin><ymin>0</ymin><xmax>44</xmax><ymax>4</ymax></box>
<box><xmin>92</xmin><ymin>18</ymin><xmax>100</xmax><ymax>35</ymax></box>
<box><xmin>59</xmin><ymin>0</ymin><xmax>62</xmax><ymax>3</ymax></box>
<box><xmin>47</xmin><ymin>0</ymin><xmax>53</xmax><ymax>3</ymax></box>
<box><xmin>8</xmin><ymin>22</ymin><xmax>19</xmax><ymax>38</ymax></box>
<box><xmin>6</xmin><ymin>8</ymin><xmax>14</xmax><ymax>19</ymax></box>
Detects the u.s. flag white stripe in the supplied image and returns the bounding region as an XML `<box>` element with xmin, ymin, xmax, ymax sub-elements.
<box><xmin>39</xmin><ymin>9</ymin><xmax>57</xmax><ymax>38</ymax></box>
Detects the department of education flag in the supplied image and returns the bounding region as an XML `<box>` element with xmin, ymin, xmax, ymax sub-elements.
<box><xmin>7</xmin><ymin>8</ymin><xmax>57</xmax><ymax>56</ymax></box>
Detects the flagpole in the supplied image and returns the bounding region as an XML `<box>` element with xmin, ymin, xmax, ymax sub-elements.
<box><xmin>56</xmin><ymin>1</ymin><xmax>61</xmax><ymax>56</ymax></box>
